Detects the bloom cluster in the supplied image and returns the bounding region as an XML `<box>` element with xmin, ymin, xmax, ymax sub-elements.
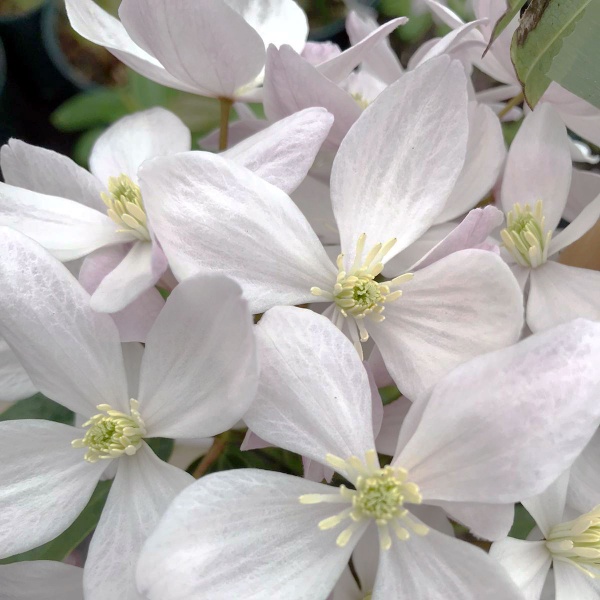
<box><xmin>0</xmin><ymin>0</ymin><xmax>600</xmax><ymax>599</ymax></box>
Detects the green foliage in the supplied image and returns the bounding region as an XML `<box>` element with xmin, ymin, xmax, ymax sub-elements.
<box><xmin>485</xmin><ymin>0</ymin><xmax>528</xmax><ymax>54</ymax></box>
<box><xmin>146</xmin><ymin>437</ymin><xmax>175</xmax><ymax>462</ymax></box>
<box><xmin>379</xmin><ymin>385</ymin><xmax>402</xmax><ymax>405</ymax></box>
<box><xmin>0</xmin><ymin>393</ymin><xmax>73</xmax><ymax>425</ymax></box>
<box><xmin>508</xmin><ymin>504</ymin><xmax>537</xmax><ymax>540</ymax></box>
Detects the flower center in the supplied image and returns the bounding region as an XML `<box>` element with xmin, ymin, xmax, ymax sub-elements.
<box><xmin>101</xmin><ymin>174</ymin><xmax>151</xmax><ymax>241</ymax></box>
<box><xmin>351</xmin><ymin>92</ymin><xmax>370</xmax><ymax>110</ymax></box>
<box><xmin>311</xmin><ymin>234</ymin><xmax>413</xmax><ymax>348</ymax></box>
<box><xmin>546</xmin><ymin>505</ymin><xmax>600</xmax><ymax>578</ymax></box>
<box><xmin>299</xmin><ymin>450</ymin><xmax>427</xmax><ymax>550</ymax></box>
<box><xmin>72</xmin><ymin>399</ymin><xmax>147</xmax><ymax>463</ymax></box>
<box><xmin>500</xmin><ymin>200</ymin><xmax>552</xmax><ymax>268</ymax></box>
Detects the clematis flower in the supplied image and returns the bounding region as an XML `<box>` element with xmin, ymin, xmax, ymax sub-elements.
<box><xmin>142</xmin><ymin>56</ymin><xmax>523</xmax><ymax>401</ymax></box>
<box><xmin>491</xmin><ymin>471</ymin><xmax>600</xmax><ymax>600</ymax></box>
<box><xmin>137</xmin><ymin>307</ymin><xmax>600</xmax><ymax>599</ymax></box>
<box><xmin>496</xmin><ymin>104</ymin><xmax>600</xmax><ymax>332</ymax></box>
<box><xmin>0</xmin><ymin>561</ymin><xmax>83</xmax><ymax>600</ymax></box>
<box><xmin>0</xmin><ymin>228</ymin><xmax>258</xmax><ymax>600</ymax></box>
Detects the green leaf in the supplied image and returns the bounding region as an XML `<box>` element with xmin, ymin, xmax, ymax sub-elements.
<box><xmin>127</xmin><ymin>71</ymin><xmax>176</xmax><ymax>109</ymax></box>
<box><xmin>72</xmin><ymin>127</ymin><xmax>106</xmax><ymax>168</ymax></box>
<box><xmin>508</xmin><ymin>504</ymin><xmax>537</xmax><ymax>540</ymax></box>
<box><xmin>484</xmin><ymin>0</ymin><xmax>528</xmax><ymax>55</ymax></box>
<box><xmin>547</xmin><ymin>0</ymin><xmax>600</xmax><ymax>109</ymax></box>
<box><xmin>511</xmin><ymin>0</ymin><xmax>594</xmax><ymax>108</ymax></box>
<box><xmin>379</xmin><ymin>385</ymin><xmax>402</xmax><ymax>406</ymax></box>
<box><xmin>146</xmin><ymin>437</ymin><xmax>175</xmax><ymax>462</ymax></box>
<box><xmin>0</xmin><ymin>480</ymin><xmax>111</xmax><ymax>564</ymax></box>
<box><xmin>0</xmin><ymin>393</ymin><xmax>73</xmax><ymax>425</ymax></box>
<box><xmin>51</xmin><ymin>89</ymin><xmax>128</xmax><ymax>132</ymax></box>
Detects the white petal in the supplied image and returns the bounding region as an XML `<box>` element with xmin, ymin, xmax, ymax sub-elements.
<box><xmin>563</xmin><ymin>169</ymin><xmax>600</xmax><ymax>222</ymax></box>
<box><xmin>244</xmin><ymin>307</ymin><xmax>375</xmax><ymax>470</ymax></box>
<box><xmin>118</xmin><ymin>0</ymin><xmax>265</xmax><ymax>98</ymax></box>
<box><xmin>436</xmin><ymin>103</ymin><xmax>506</xmax><ymax>223</ymax></box>
<box><xmin>0</xmin><ymin>561</ymin><xmax>83</xmax><ymax>600</ymax></box>
<box><xmin>527</xmin><ymin>262</ymin><xmax>600</xmax><ymax>332</ymax></box>
<box><xmin>84</xmin><ymin>444</ymin><xmax>192</xmax><ymax>600</ymax></box>
<box><xmin>331</xmin><ymin>56</ymin><xmax>469</xmax><ymax>262</ymax></box>
<box><xmin>548</xmin><ymin>193</ymin><xmax>600</xmax><ymax>256</ymax></box>
<box><xmin>568</xmin><ymin>430</ymin><xmax>600</xmax><ymax>514</ymax></box>
<box><xmin>370</xmin><ymin>250</ymin><xmax>523</xmax><ymax>402</ymax></box>
<box><xmin>435</xmin><ymin>501</ymin><xmax>515</xmax><ymax>541</ymax></box>
<box><xmin>376</xmin><ymin>398</ymin><xmax>411</xmax><ymax>456</ymax></box>
<box><xmin>489</xmin><ymin>539</ymin><xmax>552</xmax><ymax>600</ymax></box>
<box><xmin>1</xmin><ymin>139</ymin><xmax>105</xmax><ymax>212</ymax></box>
<box><xmin>501</xmin><ymin>104</ymin><xmax>571</xmax><ymax>233</ymax></box>
<box><xmin>0</xmin><ymin>338</ymin><xmax>36</xmax><ymax>402</ymax></box>
<box><xmin>137</xmin><ymin>469</ymin><xmax>364</xmax><ymax>600</ymax></box>
<box><xmin>0</xmin><ymin>182</ymin><xmax>131</xmax><ymax>261</ymax></box>
<box><xmin>140</xmin><ymin>151</ymin><xmax>336</xmax><ymax>314</ymax></box>
<box><xmin>263</xmin><ymin>44</ymin><xmax>362</xmax><ymax>148</ymax></box>
<box><xmin>569</xmin><ymin>139</ymin><xmax>599</xmax><ymax>164</ymax></box>
<box><xmin>0</xmin><ymin>228</ymin><xmax>129</xmax><ymax>415</ymax></box>
<box><xmin>554</xmin><ymin>554</ymin><xmax>600</xmax><ymax>600</ymax></box>
<box><xmin>139</xmin><ymin>274</ymin><xmax>257</xmax><ymax>439</ymax></box>
<box><xmin>89</xmin><ymin>108</ymin><xmax>191</xmax><ymax>184</ymax></box>
<box><xmin>0</xmin><ymin>420</ymin><xmax>105</xmax><ymax>559</ymax></box>
<box><xmin>395</xmin><ymin>319</ymin><xmax>600</xmax><ymax>503</ymax></box>
<box><xmin>221</xmin><ymin>108</ymin><xmax>333</xmax><ymax>194</ymax></box>
<box><xmin>522</xmin><ymin>470</ymin><xmax>570</xmax><ymax>538</ymax></box>
<box><xmin>372</xmin><ymin>526</ymin><xmax>523</xmax><ymax>599</ymax></box>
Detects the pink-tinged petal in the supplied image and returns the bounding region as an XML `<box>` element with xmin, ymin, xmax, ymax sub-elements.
<box><xmin>501</xmin><ymin>104</ymin><xmax>571</xmax><ymax>233</ymax></box>
<box><xmin>370</xmin><ymin>250</ymin><xmax>523</xmax><ymax>402</ymax></box>
<box><xmin>0</xmin><ymin>229</ymin><xmax>129</xmax><ymax>415</ymax></box>
<box><xmin>413</xmin><ymin>206</ymin><xmax>504</xmax><ymax>270</ymax></box>
<box><xmin>140</xmin><ymin>151</ymin><xmax>336</xmax><ymax>314</ymax></box>
<box><xmin>436</xmin><ymin>103</ymin><xmax>506</xmax><ymax>223</ymax></box>
<box><xmin>434</xmin><ymin>501</ymin><xmax>515</xmax><ymax>541</ymax></box>
<box><xmin>570</xmin><ymin>139</ymin><xmax>599</xmax><ymax>165</ymax></box>
<box><xmin>244</xmin><ymin>307</ymin><xmax>375</xmax><ymax>473</ymax></box>
<box><xmin>331</xmin><ymin>57</ymin><xmax>469</xmax><ymax>262</ymax></box>
<box><xmin>263</xmin><ymin>44</ymin><xmax>362</xmax><ymax>148</ymax></box>
<box><xmin>79</xmin><ymin>245</ymin><xmax>164</xmax><ymax>343</ymax></box>
<box><xmin>0</xmin><ymin>562</ymin><xmax>83</xmax><ymax>600</ymax></box>
<box><xmin>376</xmin><ymin>398</ymin><xmax>411</xmax><ymax>457</ymax></box>
<box><xmin>560</xmin><ymin>112</ymin><xmax>600</xmax><ymax>148</ymax></box>
<box><xmin>89</xmin><ymin>241</ymin><xmax>167</xmax><ymax>313</ymax></box>
<box><xmin>527</xmin><ymin>262</ymin><xmax>600</xmax><ymax>332</ymax></box>
<box><xmin>0</xmin><ymin>420</ymin><xmax>106</xmax><ymax>559</ymax></box>
<box><xmin>522</xmin><ymin>470</ymin><xmax>570</xmax><ymax>539</ymax></box>
<box><xmin>118</xmin><ymin>0</ymin><xmax>265</xmax><ymax>98</ymax></box>
<box><xmin>221</xmin><ymin>108</ymin><xmax>333</xmax><ymax>194</ymax></box>
<box><xmin>84</xmin><ymin>444</ymin><xmax>192</xmax><ymax>600</ymax></box>
<box><xmin>554</xmin><ymin>559</ymin><xmax>600</xmax><ymax>600</ymax></box>
<box><xmin>395</xmin><ymin>319</ymin><xmax>600</xmax><ymax>503</ymax></box>
<box><xmin>490</xmin><ymin>539</ymin><xmax>552</xmax><ymax>600</ymax></box>
<box><xmin>139</xmin><ymin>275</ymin><xmax>257</xmax><ymax>439</ymax></box>
<box><xmin>302</xmin><ymin>41</ymin><xmax>341</xmax><ymax>65</ymax></box>
<box><xmin>0</xmin><ymin>338</ymin><xmax>36</xmax><ymax>402</ymax></box>
<box><xmin>372</xmin><ymin>526</ymin><xmax>523</xmax><ymax>599</ymax></box>
<box><xmin>199</xmin><ymin>117</ymin><xmax>269</xmax><ymax>152</ymax></box>
<box><xmin>0</xmin><ymin>183</ymin><xmax>131</xmax><ymax>261</ymax></box>
<box><xmin>568</xmin><ymin>431</ymin><xmax>600</xmax><ymax>514</ymax></box>
<box><xmin>563</xmin><ymin>169</ymin><xmax>600</xmax><ymax>222</ymax></box>
<box><xmin>89</xmin><ymin>108</ymin><xmax>191</xmax><ymax>184</ymax></box>
<box><xmin>319</xmin><ymin>15</ymin><xmax>406</xmax><ymax>84</ymax></box>
<box><xmin>1</xmin><ymin>139</ymin><xmax>105</xmax><ymax>212</ymax></box>
<box><xmin>137</xmin><ymin>470</ymin><xmax>365</xmax><ymax>600</ymax></box>
<box><xmin>425</xmin><ymin>0</ymin><xmax>465</xmax><ymax>27</ymax></box>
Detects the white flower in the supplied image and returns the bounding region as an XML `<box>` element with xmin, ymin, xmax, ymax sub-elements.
<box><xmin>0</xmin><ymin>561</ymin><xmax>83</xmax><ymax>600</ymax></box>
<box><xmin>497</xmin><ymin>104</ymin><xmax>600</xmax><ymax>332</ymax></box>
<box><xmin>0</xmin><ymin>228</ymin><xmax>258</xmax><ymax>600</ymax></box>
<box><xmin>137</xmin><ymin>307</ymin><xmax>600</xmax><ymax>599</ymax></box>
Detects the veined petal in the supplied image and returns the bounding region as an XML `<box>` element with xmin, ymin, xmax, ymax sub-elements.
<box><xmin>395</xmin><ymin>319</ymin><xmax>600</xmax><ymax>504</ymax></box>
<box><xmin>0</xmin><ymin>228</ymin><xmax>129</xmax><ymax>415</ymax></box>
<box><xmin>137</xmin><ymin>470</ymin><xmax>364</xmax><ymax>600</ymax></box>
<box><xmin>0</xmin><ymin>562</ymin><xmax>83</xmax><ymax>600</ymax></box>
<box><xmin>0</xmin><ymin>338</ymin><xmax>36</xmax><ymax>402</ymax></box>
<box><xmin>89</xmin><ymin>108</ymin><xmax>191</xmax><ymax>184</ymax></box>
<box><xmin>0</xmin><ymin>420</ymin><xmax>106</xmax><ymax>559</ymax></box>
<box><xmin>331</xmin><ymin>56</ymin><xmax>469</xmax><ymax>263</ymax></box>
<box><xmin>244</xmin><ymin>307</ymin><xmax>375</xmax><ymax>471</ymax></box>
<box><xmin>554</xmin><ymin>560</ymin><xmax>600</xmax><ymax>600</ymax></box>
<box><xmin>139</xmin><ymin>275</ymin><xmax>258</xmax><ymax>439</ymax></box>
<box><xmin>140</xmin><ymin>151</ymin><xmax>336</xmax><ymax>314</ymax></box>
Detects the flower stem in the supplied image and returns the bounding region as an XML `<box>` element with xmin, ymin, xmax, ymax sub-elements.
<box><xmin>497</xmin><ymin>91</ymin><xmax>525</xmax><ymax>119</ymax></box>
<box><xmin>192</xmin><ymin>434</ymin><xmax>227</xmax><ymax>478</ymax></box>
<box><xmin>218</xmin><ymin>97</ymin><xmax>233</xmax><ymax>151</ymax></box>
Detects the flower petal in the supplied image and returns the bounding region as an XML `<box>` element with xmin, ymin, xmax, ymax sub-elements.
<box><xmin>395</xmin><ymin>319</ymin><xmax>600</xmax><ymax>503</ymax></box>
<box><xmin>0</xmin><ymin>338</ymin><xmax>36</xmax><ymax>402</ymax></box>
<box><xmin>89</xmin><ymin>108</ymin><xmax>191</xmax><ymax>184</ymax></box>
<box><xmin>136</xmin><ymin>469</ymin><xmax>364</xmax><ymax>600</ymax></box>
<box><xmin>568</xmin><ymin>430</ymin><xmax>600</xmax><ymax>514</ymax></box>
<box><xmin>139</xmin><ymin>274</ymin><xmax>258</xmax><ymax>439</ymax></box>
<box><xmin>331</xmin><ymin>56</ymin><xmax>469</xmax><ymax>262</ymax></box>
<box><xmin>0</xmin><ymin>420</ymin><xmax>106</xmax><ymax>559</ymax></box>
<box><xmin>563</xmin><ymin>169</ymin><xmax>600</xmax><ymax>222</ymax></box>
<box><xmin>0</xmin><ymin>228</ymin><xmax>129</xmax><ymax>415</ymax></box>
<box><xmin>244</xmin><ymin>307</ymin><xmax>375</xmax><ymax>470</ymax></box>
<box><xmin>140</xmin><ymin>151</ymin><xmax>336</xmax><ymax>314</ymax></box>
<box><xmin>522</xmin><ymin>470</ymin><xmax>570</xmax><ymax>538</ymax></box>
<box><xmin>501</xmin><ymin>104</ymin><xmax>571</xmax><ymax>233</ymax></box>
<box><xmin>1</xmin><ymin>139</ymin><xmax>105</xmax><ymax>212</ymax></box>
<box><xmin>435</xmin><ymin>501</ymin><xmax>515</xmax><ymax>541</ymax></box>
<box><xmin>527</xmin><ymin>262</ymin><xmax>600</xmax><ymax>332</ymax></box>
<box><xmin>0</xmin><ymin>561</ymin><xmax>83</xmax><ymax>600</ymax></box>
<box><xmin>221</xmin><ymin>107</ymin><xmax>333</xmax><ymax>194</ymax></box>
<box><xmin>554</xmin><ymin>553</ymin><xmax>600</xmax><ymax>600</ymax></box>
<box><xmin>369</xmin><ymin>250</ymin><xmax>523</xmax><ymax>402</ymax></box>
<box><xmin>84</xmin><ymin>444</ymin><xmax>192</xmax><ymax>600</ymax></box>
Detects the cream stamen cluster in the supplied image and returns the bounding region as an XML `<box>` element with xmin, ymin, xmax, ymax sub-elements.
<box><xmin>500</xmin><ymin>200</ymin><xmax>552</xmax><ymax>268</ymax></box>
<box><xmin>101</xmin><ymin>174</ymin><xmax>151</xmax><ymax>241</ymax></box>
<box><xmin>546</xmin><ymin>505</ymin><xmax>600</xmax><ymax>578</ymax></box>
<box><xmin>72</xmin><ymin>399</ymin><xmax>147</xmax><ymax>463</ymax></box>
<box><xmin>351</xmin><ymin>92</ymin><xmax>370</xmax><ymax>110</ymax></box>
<box><xmin>299</xmin><ymin>450</ymin><xmax>427</xmax><ymax>550</ymax></box>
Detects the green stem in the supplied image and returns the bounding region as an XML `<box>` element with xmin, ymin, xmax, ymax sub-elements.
<box><xmin>498</xmin><ymin>91</ymin><xmax>525</xmax><ymax>119</ymax></box>
<box><xmin>218</xmin><ymin>97</ymin><xmax>233</xmax><ymax>151</ymax></box>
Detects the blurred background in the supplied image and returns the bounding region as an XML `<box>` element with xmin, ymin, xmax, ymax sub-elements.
<box><xmin>0</xmin><ymin>0</ymin><xmax>474</xmax><ymax>173</ymax></box>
